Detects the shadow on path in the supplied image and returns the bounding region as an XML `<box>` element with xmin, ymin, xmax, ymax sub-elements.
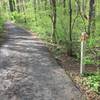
<box><xmin>0</xmin><ymin>22</ymin><xmax>85</xmax><ymax>100</ymax></box>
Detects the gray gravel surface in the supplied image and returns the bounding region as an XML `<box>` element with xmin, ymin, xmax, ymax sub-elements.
<box><xmin>0</xmin><ymin>22</ymin><xmax>85</xmax><ymax>100</ymax></box>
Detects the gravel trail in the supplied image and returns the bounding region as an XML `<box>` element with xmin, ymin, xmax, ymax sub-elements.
<box><xmin>0</xmin><ymin>22</ymin><xmax>85</xmax><ymax>100</ymax></box>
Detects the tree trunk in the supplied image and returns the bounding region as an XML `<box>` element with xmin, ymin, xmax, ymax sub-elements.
<box><xmin>9</xmin><ymin>0</ymin><xmax>15</xmax><ymax>12</ymax></box>
<box><xmin>50</xmin><ymin>0</ymin><xmax>57</xmax><ymax>42</ymax></box>
<box><xmin>63</xmin><ymin>0</ymin><xmax>66</xmax><ymax>8</ymax></box>
<box><xmin>16</xmin><ymin>0</ymin><xmax>20</xmax><ymax>12</ymax></box>
<box><xmin>88</xmin><ymin>0</ymin><xmax>95</xmax><ymax>35</ymax></box>
<box><xmin>63</xmin><ymin>0</ymin><xmax>66</xmax><ymax>14</ymax></box>
<box><xmin>68</xmin><ymin>0</ymin><xmax>72</xmax><ymax>56</ymax></box>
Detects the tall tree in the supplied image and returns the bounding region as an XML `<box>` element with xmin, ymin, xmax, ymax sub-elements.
<box><xmin>22</xmin><ymin>0</ymin><xmax>27</xmax><ymax>23</ymax></box>
<box><xmin>50</xmin><ymin>0</ymin><xmax>57</xmax><ymax>42</ymax></box>
<box><xmin>68</xmin><ymin>0</ymin><xmax>72</xmax><ymax>56</ymax></box>
<box><xmin>63</xmin><ymin>0</ymin><xmax>66</xmax><ymax>14</ymax></box>
<box><xmin>16</xmin><ymin>0</ymin><xmax>20</xmax><ymax>12</ymax></box>
<box><xmin>9</xmin><ymin>0</ymin><xmax>15</xmax><ymax>12</ymax></box>
<box><xmin>63</xmin><ymin>0</ymin><xmax>66</xmax><ymax>8</ymax></box>
<box><xmin>88</xmin><ymin>0</ymin><xmax>95</xmax><ymax>35</ymax></box>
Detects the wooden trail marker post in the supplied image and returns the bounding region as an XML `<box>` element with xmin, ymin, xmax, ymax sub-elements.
<box><xmin>80</xmin><ymin>32</ymin><xmax>88</xmax><ymax>74</ymax></box>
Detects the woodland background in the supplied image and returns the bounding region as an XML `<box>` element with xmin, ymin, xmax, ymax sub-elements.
<box><xmin>0</xmin><ymin>0</ymin><xmax>100</xmax><ymax>96</ymax></box>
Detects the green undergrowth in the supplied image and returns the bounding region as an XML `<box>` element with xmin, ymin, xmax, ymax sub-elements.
<box><xmin>83</xmin><ymin>71</ymin><xmax>100</xmax><ymax>94</ymax></box>
<box><xmin>0</xmin><ymin>16</ymin><xmax>6</xmax><ymax>45</ymax></box>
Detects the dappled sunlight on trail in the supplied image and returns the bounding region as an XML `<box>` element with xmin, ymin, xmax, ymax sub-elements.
<box><xmin>0</xmin><ymin>22</ymin><xmax>85</xmax><ymax>100</ymax></box>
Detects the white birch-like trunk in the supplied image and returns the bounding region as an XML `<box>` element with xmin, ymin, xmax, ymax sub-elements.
<box><xmin>80</xmin><ymin>34</ymin><xmax>86</xmax><ymax>74</ymax></box>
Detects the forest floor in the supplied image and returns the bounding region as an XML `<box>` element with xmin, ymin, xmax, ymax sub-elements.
<box><xmin>52</xmin><ymin>51</ymin><xmax>100</xmax><ymax>100</ymax></box>
<box><xmin>0</xmin><ymin>22</ymin><xmax>85</xmax><ymax>100</ymax></box>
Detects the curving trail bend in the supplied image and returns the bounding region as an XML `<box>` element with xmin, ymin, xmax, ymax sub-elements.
<box><xmin>0</xmin><ymin>22</ymin><xmax>84</xmax><ymax>100</ymax></box>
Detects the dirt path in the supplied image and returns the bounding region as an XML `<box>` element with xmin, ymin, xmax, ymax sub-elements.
<box><xmin>0</xmin><ymin>22</ymin><xmax>85</xmax><ymax>100</ymax></box>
